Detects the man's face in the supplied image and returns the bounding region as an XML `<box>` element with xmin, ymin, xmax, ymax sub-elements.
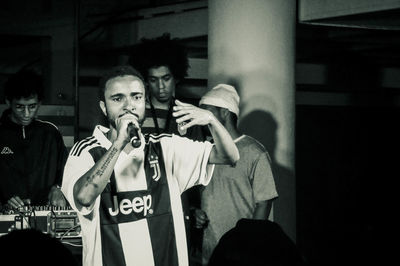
<box><xmin>147</xmin><ymin>66</ymin><xmax>177</xmax><ymax>104</ymax></box>
<box><xmin>6</xmin><ymin>95</ymin><xmax>41</xmax><ymax>126</ymax></box>
<box><xmin>100</xmin><ymin>75</ymin><xmax>146</xmax><ymax>128</ymax></box>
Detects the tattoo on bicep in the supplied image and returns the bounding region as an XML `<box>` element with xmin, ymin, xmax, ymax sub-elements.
<box><xmin>85</xmin><ymin>147</ymin><xmax>118</xmax><ymax>186</ymax></box>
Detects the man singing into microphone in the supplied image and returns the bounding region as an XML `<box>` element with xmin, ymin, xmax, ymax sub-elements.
<box><xmin>61</xmin><ymin>66</ymin><xmax>239</xmax><ymax>266</ymax></box>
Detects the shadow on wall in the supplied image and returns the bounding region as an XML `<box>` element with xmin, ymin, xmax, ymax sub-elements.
<box><xmin>208</xmin><ymin>72</ymin><xmax>296</xmax><ymax>238</ymax></box>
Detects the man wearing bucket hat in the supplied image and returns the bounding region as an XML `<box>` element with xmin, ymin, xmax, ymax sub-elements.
<box><xmin>193</xmin><ymin>84</ymin><xmax>279</xmax><ymax>265</ymax></box>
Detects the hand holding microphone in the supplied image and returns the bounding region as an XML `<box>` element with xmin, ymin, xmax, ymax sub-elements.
<box><xmin>127</xmin><ymin>122</ymin><xmax>141</xmax><ymax>148</ymax></box>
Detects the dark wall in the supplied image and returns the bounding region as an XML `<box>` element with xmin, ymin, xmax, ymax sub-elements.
<box><xmin>296</xmin><ymin>105</ymin><xmax>398</xmax><ymax>265</ymax></box>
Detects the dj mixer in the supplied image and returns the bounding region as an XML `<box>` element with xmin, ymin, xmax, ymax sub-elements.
<box><xmin>0</xmin><ymin>205</ymin><xmax>81</xmax><ymax>239</ymax></box>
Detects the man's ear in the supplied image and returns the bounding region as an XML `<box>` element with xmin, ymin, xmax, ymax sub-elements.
<box><xmin>99</xmin><ymin>101</ymin><xmax>107</xmax><ymax>116</ymax></box>
<box><xmin>220</xmin><ymin>107</ymin><xmax>230</xmax><ymax>120</ymax></box>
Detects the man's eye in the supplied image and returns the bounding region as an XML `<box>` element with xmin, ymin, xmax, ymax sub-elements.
<box><xmin>134</xmin><ymin>95</ymin><xmax>142</xmax><ymax>100</ymax></box>
<box><xmin>29</xmin><ymin>105</ymin><xmax>37</xmax><ymax>109</ymax></box>
<box><xmin>148</xmin><ymin>78</ymin><xmax>156</xmax><ymax>83</ymax></box>
<box><xmin>163</xmin><ymin>76</ymin><xmax>171</xmax><ymax>82</ymax></box>
<box><xmin>112</xmin><ymin>97</ymin><xmax>121</xmax><ymax>102</ymax></box>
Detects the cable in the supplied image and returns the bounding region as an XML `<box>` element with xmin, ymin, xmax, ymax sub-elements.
<box><xmin>61</xmin><ymin>241</ymin><xmax>82</xmax><ymax>247</ymax></box>
<box><xmin>50</xmin><ymin>205</ymin><xmax>57</xmax><ymax>218</ymax></box>
<box><xmin>60</xmin><ymin>224</ymin><xmax>81</xmax><ymax>241</ymax></box>
<box><xmin>31</xmin><ymin>207</ymin><xmax>37</xmax><ymax>229</ymax></box>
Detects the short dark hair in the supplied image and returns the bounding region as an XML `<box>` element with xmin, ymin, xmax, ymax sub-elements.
<box><xmin>98</xmin><ymin>65</ymin><xmax>145</xmax><ymax>101</ymax></box>
<box><xmin>128</xmin><ymin>33</ymin><xmax>189</xmax><ymax>81</ymax></box>
<box><xmin>4</xmin><ymin>69</ymin><xmax>44</xmax><ymax>102</ymax></box>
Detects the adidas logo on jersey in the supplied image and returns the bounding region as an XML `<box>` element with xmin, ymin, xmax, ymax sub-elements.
<box><xmin>1</xmin><ymin>147</ymin><xmax>14</xmax><ymax>155</ymax></box>
<box><xmin>108</xmin><ymin>195</ymin><xmax>153</xmax><ymax>217</ymax></box>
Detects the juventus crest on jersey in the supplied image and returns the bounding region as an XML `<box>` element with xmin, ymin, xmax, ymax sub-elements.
<box><xmin>62</xmin><ymin>125</ymin><xmax>214</xmax><ymax>266</ymax></box>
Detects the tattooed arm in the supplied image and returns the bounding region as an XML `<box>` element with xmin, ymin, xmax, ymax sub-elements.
<box><xmin>72</xmin><ymin>114</ymin><xmax>140</xmax><ymax>208</ymax></box>
<box><xmin>73</xmin><ymin>140</ymin><xmax>125</xmax><ymax>207</ymax></box>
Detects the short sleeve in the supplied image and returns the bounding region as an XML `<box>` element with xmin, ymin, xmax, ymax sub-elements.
<box><xmin>61</xmin><ymin>150</ymin><xmax>97</xmax><ymax>215</ymax></box>
<box><xmin>252</xmin><ymin>152</ymin><xmax>278</xmax><ymax>202</ymax></box>
<box><xmin>161</xmin><ymin>135</ymin><xmax>215</xmax><ymax>192</ymax></box>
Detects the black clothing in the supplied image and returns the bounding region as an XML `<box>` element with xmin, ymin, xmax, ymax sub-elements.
<box><xmin>0</xmin><ymin>109</ymin><xmax>68</xmax><ymax>205</ymax></box>
<box><xmin>208</xmin><ymin>219</ymin><xmax>308</xmax><ymax>266</ymax></box>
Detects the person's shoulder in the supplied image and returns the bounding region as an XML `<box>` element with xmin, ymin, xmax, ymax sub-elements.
<box><xmin>240</xmin><ymin>135</ymin><xmax>267</xmax><ymax>152</ymax></box>
<box><xmin>238</xmin><ymin>135</ymin><xmax>274</xmax><ymax>163</ymax></box>
<box><xmin>34</xmin><ymin>119</ymin><xmax>60</xmax><ymax>132</ymax></box>
<box><xmin>69</xmin><ymin>135</ymin><xmax>101</xmax><ymax>157</ymax></box>
<box><xmin>33</xmin><ymin>119</ymin><xmax>64</xmax><ymax>138</ymax></box>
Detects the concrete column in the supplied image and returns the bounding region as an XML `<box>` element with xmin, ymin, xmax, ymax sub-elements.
<box><xmin>208</xmin><ymin>0</ymin><xmax>297</xmax><ymax>241</ymax></box>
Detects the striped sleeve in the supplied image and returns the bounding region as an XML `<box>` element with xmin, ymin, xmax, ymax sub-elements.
<box><xmin>61</xmin><ymin>137</ymin><xmax>101</xmax><ymax>215</ymax></box>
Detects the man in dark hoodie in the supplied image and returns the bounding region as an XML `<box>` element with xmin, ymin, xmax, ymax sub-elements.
<box><xmin>0</xmin><ymin>69</ymin><xmax>68</xmax><ymax>210</ymax></box>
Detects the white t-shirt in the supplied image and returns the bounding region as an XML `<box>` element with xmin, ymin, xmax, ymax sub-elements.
<box><xmin>62</xmin><ymin>125</ymin><xmax>214</xmax><ymax>266</ymax></box>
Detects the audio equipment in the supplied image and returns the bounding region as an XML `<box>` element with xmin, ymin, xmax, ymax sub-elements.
<box><xmin>0</xmin><ymin>205</ymin><xmax>81</xmax><ymax>238</ymax></box>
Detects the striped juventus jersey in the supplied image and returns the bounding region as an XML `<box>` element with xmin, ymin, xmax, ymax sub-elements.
<box><xmin>61</xmin><ymin>125</ymin><xmax>214</xmax><ymax>266</ymax></box>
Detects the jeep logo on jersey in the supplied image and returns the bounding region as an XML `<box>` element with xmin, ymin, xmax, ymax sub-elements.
<box><xmin>108</xmin><ymin>194</ymin><xmax>153</xmax><ymax>217</ymax></box>
<box><xmin>149</xmin><ymin>155</ymin><xmax>161</xmax><ymax>181</ymax></box>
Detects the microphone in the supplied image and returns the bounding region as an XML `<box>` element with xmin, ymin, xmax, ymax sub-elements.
<box><xmin>127</xmin><ymin>123</ymin><xmax>141</xmax><ymax>148</ymax></box>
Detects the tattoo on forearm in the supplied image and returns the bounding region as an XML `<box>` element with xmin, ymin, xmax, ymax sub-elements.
<box><xmin>85</xmin><ymin>147</ymin><xmax>118</xmax><ymax>187</ymax></box>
